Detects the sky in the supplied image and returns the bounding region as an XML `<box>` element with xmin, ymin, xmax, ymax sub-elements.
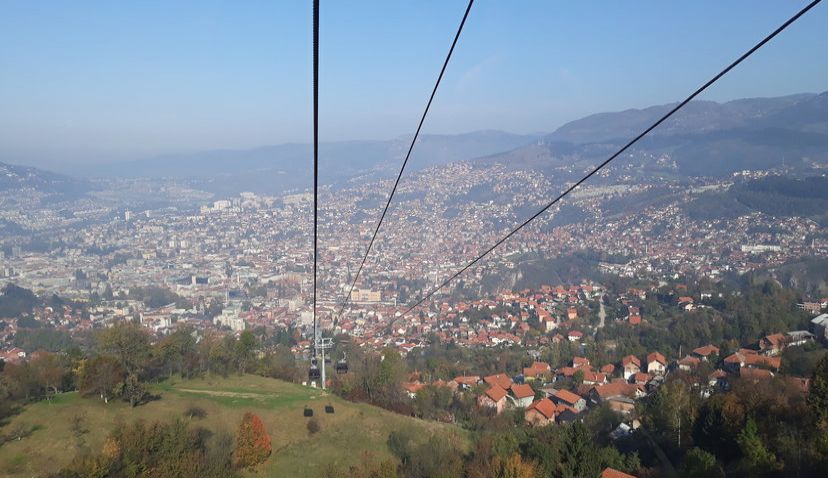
<box><xmin>0</xmin><ymin>0</ymin><xmax>825</xmax><ymax>168</ymax></box>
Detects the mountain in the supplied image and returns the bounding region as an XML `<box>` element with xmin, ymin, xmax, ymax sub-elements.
<box><xmin>0</xmin><ymin>161</ymin><xmax>92</xmax><ymax>199</ymax></box>
<box><xmin>484</xmin><ymin>92</ymin><xmax>828</xmax><ymax>178</ymax></box>
<box><xmin>73</xmin><ymin>130</ymin><xmax>539</xmax><ymax>195</ymax></box>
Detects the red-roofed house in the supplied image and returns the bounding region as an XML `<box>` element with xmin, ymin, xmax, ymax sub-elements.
<box><xmin>510</xmin><ymin>383</ymin><xmax>536</xmax><ymax>408</ymax></box>
<box><xmin>692</xmin><ymin>344</ymin><xmax>720</xmax><ymax>361</ymax></box>
<box><xmin>479</xmin><ymin>385</ymin><xmax>508</xmax><ymax>414</ymax></box>
<box><xmin>483</xmin><ymin>373</ymin><xmax>513</xmax><ymax>390</ymax></box>
<box><xmin>647</xmin><ymin>352</ymin><xmax>667</xmax><ymax>376</ymax></box>
<box><xmin>551</xmin><ymin>388</ymin><xmax>586</xmax><ymax>412</ymax></box>
<box><xmin>601</xmin><ymin>467</ymin><xmax>637</xmax><ymax>478</ymax></box>
<box><xmin>525</xmin><ymin>398</ymin><xmax>556</xmax><ymax>426</ymax></box>
<box><xmin>622</xmin><ymin>355</ymin><xmax>641</xmax><ymax>380</ymax></box>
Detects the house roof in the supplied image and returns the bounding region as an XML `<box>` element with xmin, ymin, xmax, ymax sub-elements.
<box><xmin>601</xmin><ymin>467</ymin><xmax>637</xmax><ymax>478</ymax></box>
<box><xmin>483</xmin><ymin>373</ymin><xmax>513</xmax><ymax>390</ymax></box>
<box><xmin>647</xmin><ymin>352</ymin><xmax>667</xmax><ymax>365</ymax></box>
<box><xmin>740</xmin><ymin>367</ymin><xmax>774</xmax><ymax>380</ymax></box>
<box><xmin>527</xmin><ymin>398</ymin><xmax>556</xmax><ymax>419</ymax></box>
<box><xmin>511</xmin><ymin>383</ymin><xmax>535</xmax><ymax>400</ymax></box>
<box><xmin>553</xmin><ymin>388</ymin><xmax>583</xmax><ymax>405</ymax></box>
<box><xmin>622</xmin><ymin>355</ymin><xmax>641</xmax><ymax>367</ymax></box>
<box><xmin>692</xmin><ymin>344</ymin><xmax>719</xmax><ymax>357</ymax></box>
<box><xmin>484</xmin><ymin>385</ymin><xmax>508</xmax><ymax>403</ymax></box>
<box><xmin>592</xmin><ymin>382</ymin><xmax>639</xmax><ymax>400</ymax></box>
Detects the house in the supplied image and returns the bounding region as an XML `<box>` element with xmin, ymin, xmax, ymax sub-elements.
<box><xmin>550</xmin><ymin>388</ymin><xmax>586</xmax><ymax>412</ymax></box>
<box><xmin>567</xmin><ymin>330</ymin><xmax>583</xmax><ymax>342</ymax></box>
<box><xmin>678</xmin><ymin>355</ymin><xmax>701</xmax><ymax>371</ymax></box>
<box><xmin>811</xmin><ymin>313</ymin><xmax>828</xmax><ymax>343</ymax></box>
<box><xmin>582</xmin><ymin>370</ymin><xmax>607</xmax><ymax>386</ymax></box>
<box><xmin>523</xmin><ymin>361</ymin><xmax>552</xmax><ymax>382</ymax></box>
<box><xmin>478</xmin><ymin>385</ymin><xmax>508</xmax><ymax>414</ymax></box>
<box><xmin>601</xmin><ymin>467</ymin><xmax>637</xmax><ymax>478</ymax></box>
<box><xmin>724</xmin><ymin>349</ymin><xmax>781</xmax><ymax>373</ymax></box>
<box><xmin>567</xmin><ymin>307</ymin><xmax>578</xmax><ymax>320</ymax></box>
<box><xmin>510</xmin><ymin>383</ymin><xmax>536</xmax><ymax>408</ymax></box>
<box><xmin>740</xmin><ymin>367</ymin><xmax>774</xmax><ymax>382</ymax></box>
<box><xmin>708</xmin><ymin>369</ymin><xmax>728</xmax><ymax>390</ymax></box>
<box><xmin>483</xmin><ymin>373</ymin><xmax>513</xmax><ymax>390</ymax></box>
<box><xmin>647</xmin><ymin>352</ymin><xmax>667</xmax><ymax>376</ymax></box>
<box><xmin>403</xmin><ymin>382</ymin><xmax>425</xmax><ymax>399</ymax></box>
<box><xmin>453</xmin><ymin>375</ymin><xmax>481</xmax><ymax>390</ymax></box>
<box><xmin>786</xmin><ymin>330</ymin><xmax>815</xmax><ymax>347</ymax></box>
<box><xmin>759</xmin><ymin>333</ymin><xmax>786</xmax><ymax>356</ymax></box>
<box><xmin>589</xmin><ymin>382</ymin><xmax>643</xmax><ymax>414</ymax></box>
<box><xmin>632</xmin><ymin>372</ymin><xmax>650</xmax><ymax>386</ymax></box>
<box><xmin>628</xmin><ymin>314</ymin><xmax>641</xmax><ymax>325</ymax></box>
<box><xmin>692</xmin><ymin>344</ymin><xmax>720</xmax><ymax>361</ymax></box>
<box><xmin>600</xmin><ymin>364</ymin><xmax>616</xmax><ymax>375</ymax></box>
<box><xmin>572</xmin><ymin>356</ymin><xmax>590</xmax><ymax>368</ymax></box>
<box><xmin>525</xmin><ymin>398</ymin><xmax>556</xmax><ymax>426</ymax></box>
<box><xmin>621</xmin><ymin>355</ymin><xmax>641</xmax><ymax>380</ymax></box>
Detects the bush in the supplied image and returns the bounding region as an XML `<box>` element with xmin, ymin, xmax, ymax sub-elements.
<box><xmin>307</xmin><ymin>418</ymin><xmax>320</xmax><ymax>435</ymax></box>
<box><xmin>185</xmin><ymin>406</ymin><xmax>207</xmax><ymax>419</ymax></box>
<box><xmin>234</xmin><ymin>412</ymin><xmax>271</xmax><ymax>468</ymax></box>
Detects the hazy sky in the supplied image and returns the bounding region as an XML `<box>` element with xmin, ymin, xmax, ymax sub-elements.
<box><xmin>0</xmin><ymin>0</ymin><xmax>825</xmax><ymax>168</ymax></box>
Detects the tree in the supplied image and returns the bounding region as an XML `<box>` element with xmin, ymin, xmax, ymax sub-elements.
<box><xmin>493</xmin><ymin>453</ymin><xmax>537</xmax><ymax>478</ymax></box>
<box><xmin>680</xmin><ymin>447</ymin><xmax>724</xmax><ymax>478</ymax></box>
<box><xmin>234</xmin><ymin>412</ymin><xmax>271</xmax><ymax>468</ymax></box>
<box><xmin>30</xmin><ymin>352</ymin><xmax>66</xmax><ymax>401</ymax></box>
<box><xmin>80</xmin><ymin>355</ymin><xmax>125</xmax><ymax>403</ymax></box>
<box><xmin>97</xmin><ymin>321</ymin><xmax>151</xmax><ymax>376</ymax></box>
<box><xmin>233</xmin><ymin>331</ymin><xmax>258</xmax><ymax>374</ymax></box>
<box><xmin>808</xmin><ymin>353</ymin><xmax>828</xmax><ymax>430</ymax></box>
<box><xmin>118</xmin><ymin>373</ymin><xmax>148</xmax><ymax>407</ymax></box>
<box><xmin>735</xmin><ymin>418</ymin><xmax>781</xmax><ymax>476</ymax></box>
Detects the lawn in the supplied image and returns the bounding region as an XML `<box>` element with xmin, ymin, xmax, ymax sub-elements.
<box><xmin>0</xmin><ymin>374</ymin><xmax>459</xmax><ymax>478</ymax></box>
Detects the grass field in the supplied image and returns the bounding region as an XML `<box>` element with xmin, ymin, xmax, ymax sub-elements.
<box><xmin>0</xmin><ymin>374</ymin><xmax>459</xmax><ymax>478</ymax></box>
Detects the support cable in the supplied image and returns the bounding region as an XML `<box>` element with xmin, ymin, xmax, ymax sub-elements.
<box><xmin>398</xmin><ymin>0</ymin><xmax>822</xmax><ymax>318</ymax></box>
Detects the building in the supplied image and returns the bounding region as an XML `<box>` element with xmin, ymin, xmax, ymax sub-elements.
<box><xmin>550</xmin><ymin>388</ymin><xmax>586</xmax><ymax>412</ymax></box>
<box><xmin>810</xmin><ymin>314</ymin><xmax>828</xmax><ymax>343</ymax></box>
<box><xmin>350</xmin><ymin>288</ymin><xmax>381</xmax><ymax>303</ymax></box>
<box><xmin>510</xmin><ymin>383</ymin><xmax>536</xmax><ymax>408</ymax></box>
<box><xmin>478</xmin><ymin>385</ymin><xmax>508</xmax><ymax>414</ymax></box>
<box><xmin>647</xmin><ymin>352</ymin><xmax>667</xmax><ymax>376</ymax></box>
<box><xmin>622</xmin><ymin>355</ymin><xmax>641</xmax><ymax>380</ymax></box>
<box><xmin>525</xmin><ymin>398</ymin><xmax>556</xmax><ymax>426</ymax></box>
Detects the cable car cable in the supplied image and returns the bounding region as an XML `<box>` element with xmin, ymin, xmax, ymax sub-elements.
<box><xmin>398</xmin><ymin>0</ymin><xmax>822</xmax><ymax>319</ymax></box>
<box><xmin>338</xmin><ymin>0</ymin><xmax>475</xmax><ymax>317</ymax></box>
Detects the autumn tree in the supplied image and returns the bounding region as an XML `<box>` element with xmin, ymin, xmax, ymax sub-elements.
<box><xmin>234</xmin><ymin>412</ymin><xmax>271</xmax><ymax>468</ymax></box>
<box><xmin>30</xmin><ymin>352</ymin><xmax>66</xmax><ymax>401</ymax></box>
<box><xmin>79</xmin><ymin>355</ymin><xmax>125</xmax><ymax>403</ymax></box>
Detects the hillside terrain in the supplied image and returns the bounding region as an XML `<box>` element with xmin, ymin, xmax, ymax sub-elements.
<box><xmin>0</xmin><ymin>374</ymin><xmax>459</xmax><ymax>478</ymax></box>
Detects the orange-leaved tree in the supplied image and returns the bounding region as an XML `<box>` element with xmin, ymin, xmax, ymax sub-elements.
<box><xmin>234</xmin><ymin>412</ymin><xmax>271</xmax><ymax>468</ymax></box>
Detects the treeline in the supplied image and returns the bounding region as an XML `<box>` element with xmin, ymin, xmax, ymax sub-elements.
<box><xmin>326</xmin><ymin>416</ymin><xmax>640</xmax><ymax>478</ymax></box>
<box><xmin>636</xmin><ymin>359</ymin><xmax>828</xmax><ymax>477</ymax></box>
<box><xmin>597</xmin><ymin>279</ymin><xmax>811</xmax><ymax>359</ymax></box>
<box><xmin>0</xmin><ymin>323</ymin><xmax>300</xmax><ymax>419</ymax></box>
<box><xmin>52</xmin><ymin>411</ymin><xmax>272</xmax><ymax>478</ymax></box>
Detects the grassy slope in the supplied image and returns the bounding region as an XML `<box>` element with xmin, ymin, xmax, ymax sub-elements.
<box><xmin>0</xmin><ymin>374</ymin><xmax>458</xmax><ymax>478</ymax></box>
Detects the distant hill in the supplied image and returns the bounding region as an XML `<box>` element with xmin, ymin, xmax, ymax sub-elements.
<box><xmin>73</xmin><ymin>130</ymin><xmax>539</xmax><ymax>196</ymax></box>
<box><xmin>686</xmin><ymin>175</ymin><xmax>828</xmax><ymax>225</ymax></box>
<box><xmin>483</xmin><ymin>92</ymin><xmax>828</xmax><ymax>178</ymax></box>
<box><xmin>0</xmin><ymin>161</ymin><xmax>92</xmax><ymax>200</ymax></box>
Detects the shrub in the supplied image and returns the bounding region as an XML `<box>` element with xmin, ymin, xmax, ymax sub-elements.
<box><xmin>307</xmin><ymin>418</ymin><xmax>320</xmax><ymax>435</ymax></box>
<box><xmin>234</xmin><ymin>412</ymin><xmax>271</xmax><ymax>468</ymax></box>
<box><xmin>185</xmin><ymin>406</ymin><xmax>207</xmax><ymax>419</ymax></box>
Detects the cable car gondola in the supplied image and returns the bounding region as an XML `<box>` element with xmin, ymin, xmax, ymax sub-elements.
<box><xmin>336</xmin><ymin>355</ymin><xmax>348</xmax><ymax>374</ymax></box>
<box><xmin>308</xmin><ymin>357</ymin><xmax>321</xmax><ymax>381</ymax></box>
